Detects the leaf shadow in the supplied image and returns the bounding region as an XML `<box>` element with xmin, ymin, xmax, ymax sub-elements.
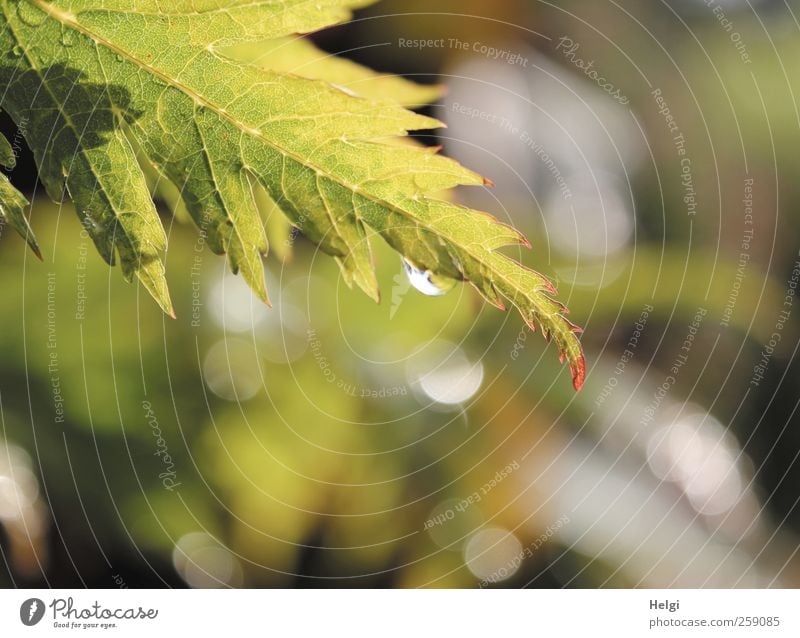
<box><xmin>0</xmin><ymin>61</ymin><xmax>151</xmax><ymax>263</ymax></box>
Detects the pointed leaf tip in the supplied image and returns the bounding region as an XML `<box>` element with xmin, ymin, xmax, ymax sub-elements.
<box><xmin>571</xmin><ymin>355</ymin><xmax>587</xmax><ymax>391</ymax></box>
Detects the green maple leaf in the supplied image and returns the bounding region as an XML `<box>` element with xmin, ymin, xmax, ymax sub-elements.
<box><xmin>0</xmin><ymin>0</ymin><xmax>585</xmax><ymax>389</ymax></box>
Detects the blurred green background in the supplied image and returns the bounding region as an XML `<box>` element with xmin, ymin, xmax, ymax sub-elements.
<box><xmin>2</xmin><ymin>0</ymin><xmax>800</xmax><ymax>587</ymax></box>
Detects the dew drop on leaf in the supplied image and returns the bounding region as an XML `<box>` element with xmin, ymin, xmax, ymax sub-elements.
<box><xmin>16</xmin><ymin>2</ymin><xmax>46</xmax><ymax>27</ymax></box>
<box><xmin>402</xmin><ymin>258</ymin><xmax>457</xmax><ymax>296</ymax></box>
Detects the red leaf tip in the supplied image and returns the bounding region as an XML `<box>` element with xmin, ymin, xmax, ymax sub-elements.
<box><xmin>571</xmin><ymin>355</ymin><xmax>586</xmax><ymax>391</ymax></box>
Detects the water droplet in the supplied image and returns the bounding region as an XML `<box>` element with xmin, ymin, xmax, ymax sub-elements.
<box><xmin>16</xmin><ymin>2</ymin><xmax>47</xmax><ymax>27</ymax></box>
<box><xmin>402</xmin><ymin>258</ymin><xmax>457</xmax><ymax>297</ymax></box>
